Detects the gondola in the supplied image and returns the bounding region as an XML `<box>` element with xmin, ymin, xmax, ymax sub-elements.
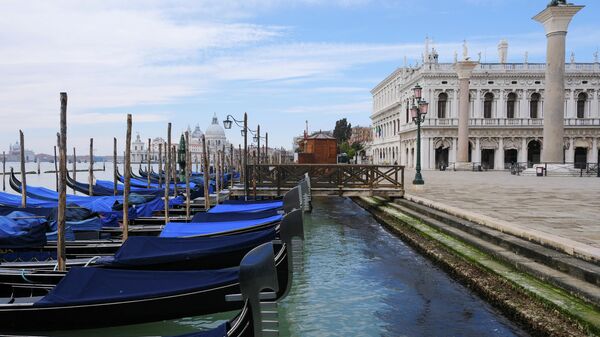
<box><xmin>66</xmin><ymin>171</ymin><xmax>165</xmax><ymax>197</ymax></box>
<box><xmin>117</xmin><ymin>167</ymin><xmax>207</xmax><ymax>199</ymax></box>
<box><xmin>0</xmin><ymin>208</ymin><xmax>300</xmax><ymax>275</ymax></box>
<box><xmin>0</xmin><ymin>242</ymin><xmax>283</xmax><ymax>334</ymax></box>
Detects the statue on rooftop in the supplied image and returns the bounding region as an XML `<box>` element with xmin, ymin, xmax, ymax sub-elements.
<box><xmin>462</xmin><ymin>40</ymin><xmax>468</xmax><ymax>60</ymax></box>
<box><xmin>548</xmin><ymin>0</ymin><xmax>568</xmax><ymax>6</ymax></box>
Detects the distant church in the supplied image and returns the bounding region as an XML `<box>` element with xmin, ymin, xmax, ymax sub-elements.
<box><xmin>130</xmin><ymin>113</ymin><xmax>230</xmax><ymax>164</ymax></box>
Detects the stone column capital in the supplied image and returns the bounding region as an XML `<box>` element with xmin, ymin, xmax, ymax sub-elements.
<box><xmin>454</xmin><ymin>61</ymin><xmax>479</xmax><ymax>80</ymax></box>
<box><xmin>533</xmin><ymin>5</ymin><xmax>584</xmax><ymax>36</ymax></box>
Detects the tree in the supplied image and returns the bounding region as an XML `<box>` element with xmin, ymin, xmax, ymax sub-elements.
<box><xmin>333</xmin><ymin>118</ymin><xmax>352</xmax><ymax>144</ymax></box>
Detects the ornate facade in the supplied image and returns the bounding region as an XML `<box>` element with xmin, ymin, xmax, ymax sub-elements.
<box><xmin>370</xmin><ymin>41</ymin><xmax>600</xmax><ymax>170</ymax></box>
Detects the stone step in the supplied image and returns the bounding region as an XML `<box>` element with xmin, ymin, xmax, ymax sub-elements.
<box><xmin>392</xmin><ymin>198</ymin><xmax>600</xmax><ymax>307</ymax></box>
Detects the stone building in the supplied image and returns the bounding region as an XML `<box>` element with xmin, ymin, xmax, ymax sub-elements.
<box><xmin>370</xmin><ymin>40</ymin><xmax>600</xmax><ymax>170</ymax></box>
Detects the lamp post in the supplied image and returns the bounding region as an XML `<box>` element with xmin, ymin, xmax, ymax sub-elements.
<box><xmin>410</xmin><ymin>84</ymin><xmax>429</xmax><ymax>185</ymax></box>
<box><xmin>223</xmin><ymin>113</ymin><xmax>249</xmax><ymax>197</ymax></box>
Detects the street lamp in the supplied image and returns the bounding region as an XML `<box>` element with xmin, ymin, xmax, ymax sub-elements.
<box><xmin>411</xmin><ymin>84</ymin><xmax>428</xmax><ymax>185</ymax></box>
<box><xmin>223</xmin><ymin>113</ymin><xmax>249</xmax><ymax>197</ymax></box>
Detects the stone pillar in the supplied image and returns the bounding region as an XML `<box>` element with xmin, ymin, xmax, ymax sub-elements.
<box><xmin>498</xmin><ymin>91</ymin><xmax>505</xmax><ymax>118</ymax></box>
<box><xmin>474</xmin><ymin>90</ymin><xmax>482</xmax><ymax>118</ymax></box>
<box><xmin>591</xmin><ymin>138</ymin><xmax>598</xmax><ymax>164</ymax></box>
<box><xmin>591</xmin><ymin>90</ymin><xmax>599</xmax><ymax>118</ymax></box>
<box><xmin>534</xmin><ymin>4</ymin><xmax>583</xmax><ymax>163</ymax></box>
<box><xmin>566</xmin><ymin>137</ymin><xmax>574</xmax><ymax>163</ymax></box>
<box><xmin>455</xmin><ymin>61</ymin><xmax>478</xmax><ymax>165</ymax></box>
<box><xmin>567</xmin><ymin>90</ymin><xmax>575</xmax><ymax>118</ymax></box>
<box><xmin>520</xmin><ymin>138</ymin><xmax>528</xmax><ymax>163</ymax></box>
<box><xmin>450</xmin><ymin>137</ymin><xmax>457</xmax><ymax>163</ymax></box>
<box><xmin>452</xmin><ymin>90</ymin><xmax>459</xmax><ymax>118</ymax></box>
<box><xmin>496</xmin><ymin>138</ymin><xmax>505</xmax><ymax>170</ymax></box>
<box><xmin>474</xmin><ymin>138</ymin><xmax>481</xmax><ymax>163</ymax></box>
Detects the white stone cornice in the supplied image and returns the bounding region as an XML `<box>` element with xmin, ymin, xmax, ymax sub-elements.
<box><xmin>533</xmin><ymin>5</ymin><xmax>584</xmax><ymax>35</ymax></box>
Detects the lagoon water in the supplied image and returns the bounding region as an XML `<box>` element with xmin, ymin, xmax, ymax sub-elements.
<box><xmin>4</xmin><ymin>162</ymin><xmax>529</xmax><ymax>336</ymax></box>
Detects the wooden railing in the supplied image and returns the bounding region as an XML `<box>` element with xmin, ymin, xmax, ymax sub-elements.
<box><xmin>244</xmin><ymin>164</ymin><xmax>404</xmax><ymax>197</ymax></box>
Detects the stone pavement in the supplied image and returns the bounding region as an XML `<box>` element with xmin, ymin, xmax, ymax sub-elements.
<box><xmin>402</xmin><ymin>169</ymin><xmax>600</xmax><ymax>250</ymax></box>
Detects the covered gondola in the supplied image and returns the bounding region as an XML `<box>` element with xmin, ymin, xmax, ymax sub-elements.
<box><xmin>66</xmin><ymin>172</ymin><xmax>164</xmax><ymax>197</ymax></box>
<box><xmin>0</xmin><ymin>242</ymin><xmax>282</xmax><ymax>334</ymax></box>
<box><xmin>0</xmin><ymin>209</ymin><xmax>303</xmax><ymax>290</ymax></box>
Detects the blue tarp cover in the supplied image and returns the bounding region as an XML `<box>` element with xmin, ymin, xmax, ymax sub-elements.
<box><xmin>109</xmin><ymin>227</ymin><xmax>276</xmax><ymax>266</ymax></box>
<box><xmin>34</xmin><ymin>267</ymin><xmax>238</xmax><ymax>307</ymax></box>
<box><xmin>191</xmin><ymin>209</ymin><xmax>279</xmax><ymax>223</ymax></box>
<box><xmin>159</xmin><ymin>215</ymin><xmax>281</xmax><ymax>237</ymax></box>
<box><xmin>208</xmin><ymin>201</ymin><xmax>283</xmax><ymax>213</ymax></box>
<box><xmin>0</xmin><ymin>211</ymin><xmax>48</xmax><ymax>248</ymax></box>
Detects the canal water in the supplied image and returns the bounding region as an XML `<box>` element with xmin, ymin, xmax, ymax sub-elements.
<box><xmin>3</xmin><ymin>164</ymin><xmax>529</xmax><ymax>336</ymax></box>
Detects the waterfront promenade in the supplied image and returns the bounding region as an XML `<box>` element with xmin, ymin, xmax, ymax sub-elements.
<box><xmin>403</xmin><ymin>169</ymin><xmax>600</xmax><ymax>254</ymax></box>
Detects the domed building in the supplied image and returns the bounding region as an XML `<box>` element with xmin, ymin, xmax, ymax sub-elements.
<box><xmin>205</xmin><ymin>113</ymin><xmax>228</xmax><ymax>154</ymax></box>
<box><xmin>129</xmin><ymin>113</ymin><xmax>230</xmax><ymax>166</ymax></box>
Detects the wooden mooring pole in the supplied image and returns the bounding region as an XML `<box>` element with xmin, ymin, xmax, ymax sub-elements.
<box><xmin>147</xmin><ymin>138</ymin><xmax>151</xmax><ymax>189</ymax></box>
<box><xmin>57</xmin><ymin>93</ymin><xmax>68</xmax><ymax>271</ymax></box>
<box><xmin>202</xmin><ymin>135</ymin><xmax>210</xmax><ymax>210</ymax></box>
<box><xmin>158</xmin><ymin>143</ymin><xmax>163</xmax><ymax>189</ymax></box>
<box><xmin>2</xmin><ymin>151</ymin><xmax>5</xmax><ymax>191</ymax></box>
<box><xmin>72</xmin><ymin>147</ymin><xmax>76</xmax><ymax>194</ymax></box>
<box><xmin>88</xmin><ymin>138</ymin><xmax>94</xmax><ymax>196</ymax></box>
<box><xmin>113</xmin><ymin>138</ymin><xmax>117</xmax><ymax>196</ymax></box>
<box><xmin>19</xmin><ymin>130</ymin><xmax>27</xmax><ymax>208</ymax></box>
<box><xmin>214</xmin><ymin>151</ymin><xmax>220</xmax><ymax>202</ymax></box>
<box><xmin>53</xmin><ymin>145</ymin><xmax>58</xmax><ymax>191</ymax></box>
<box><xmin>185</xmin><ymin>131</ymin><xmax>190</xmax><ymax>220</ymax></box>
<box><xmin>164</xmin><ymin>123</ymin><xmax>171</xmax><ymax>225</ymax></box>
<box><xmin>230</xmin><ymin>144</ymin><xmax>234</xmax><ymax>188</ymax></box>
<box><xmin>123</xmin><ymin>114</ymin><xmax>132</xmax><ymax>241</ymax></box>
<box><xmin>172</xmin><ymin>145</ymin><xmax>178</xmax><ymax>196</ymax></box>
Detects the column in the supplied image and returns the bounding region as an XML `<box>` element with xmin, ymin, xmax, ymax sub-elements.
<box><xmin>429</xmin><ymin>139</ymin><xmax>436</xmax><ymax>170</ymax></box>
<box><xmin>422</xmin><ymin>138</ymin><xmax>431</xmax><ymax>170</ymax></box>
<box><xmin>567</xmin><ymin>90</ymin><xmax>575</xmax><ymax>118</ymax></box>
<box><xmin>474</xmin><ymin>138</ymin><xmax>481</xmax><ymax>163</ymax></box>
<box><xmin>455</xmin><ymin>60</ymin><xmax>479</xmax><ymax>164</ymax></box>
<box><xmin>496</xmin><ymin>138</ymin><xmax>505</xmax><ymax>170</ymax></box>
<box><xmin>534</xmin><ymin>4</ymin><xmax>583</xmax><ymax>163</ymax></box>
<box><xmin>498</xmin><ymin>91</ymin><xmax>505</xmax><ymax>119</ymax></box>
<box><xmin>474</xmin><ymin>90</ymin><xmax>482</xmax><ymax>118</ymax></box>
<box><xmin>520</xmin><ymin>138</ymin><xmax>528</xmax><ymax>163</ymax></box>
<box><xmin>591</xmin><ymin>90</ymin><xmax>599</xmax><ymax>118</ymax></box>
<box><xmin>591</xmin><ymin>138</ymin><xmax>598</xmax><ymax>164</ymax></box>
<box><xmin>566</xmin><ymin>137</ymin><xmax>574</xmax><ymax>164</ymax></box>
<box><xmin>520</xmin><ymin>92</ymin><xmax>528</xmax><ymax>118</ymax></box>
<box><xmin>450</xmin><ymin>137</ymin><xmax>457</xmax><ymax>163</ymax></box>
<box><xmin>452</xmin><ymin>90</ymin><xmax>459</xmax><ymax>118</ymax></box>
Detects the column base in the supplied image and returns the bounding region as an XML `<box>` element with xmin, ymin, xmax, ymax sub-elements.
<box><xmin>453</xmin><ymin>162</ymin><xmax>476</xmax><ymax>171</ymax></box>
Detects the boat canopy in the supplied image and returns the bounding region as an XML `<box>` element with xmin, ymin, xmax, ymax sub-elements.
<box><xmin>207</xmin><ymin>201</ymin><xmax>283</xmax><ymax>213</ymax></box>
<box><xmin>190</xmin><ymin>209</ymin><xmax>279</xmax><ymax>223</ymax></box>
<box><xmin>0</xmin><ymin>211</ymin><xmax>48</xmax><ymax>248</ymax></box>
<box><xmin>160</xmin><ymin>214</ymin><xmax>282</xmax><ymax>237</ymax></box>
<box><xmin>106</xmin><ymin>226</ymin><xmax>276</xmax><ymax>266</ymax></box>
<box><xmin>34</xmin><ymin>267</ymin><xmax>238</xmax><ymax>307</ymax></box>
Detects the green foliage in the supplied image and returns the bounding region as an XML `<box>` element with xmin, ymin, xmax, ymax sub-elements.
<box><xmin>333</xmin><ymin>118</ymin><xmax>352</xmax><ymax>144</ymax></box>
<box><xmin>339</xmin><ymin>141</ymin><xmax>356</xmax><ymax>159</ymax></box>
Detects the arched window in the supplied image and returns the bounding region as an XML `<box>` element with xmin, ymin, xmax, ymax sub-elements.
<box><xmin>577</xmin><ymin>92</ymin><xmax>587</xmax><ymax>118</ymax></box>
<box><xmin>506</xmin><ymin>93</ymin><xmax>516</xmax><ymax>119</ymax></box>
<box><xmin>438</xmin><ymin>92</ymin><xmax>448</xmax><ymax>118</ymax></box>
<box><xmin>483</xmin><ymin>92</ymin><xmax>494</xmax><ymax>119</ymax></box>
<box><xmin>530</xmin><ymin>93</ymin><xmax>541</xmax><ymax>118</ymax></box>
<box><xmin>393</xmin><ymin>120</ymin><xmax>396</xmax><ymax>135</ymax></box>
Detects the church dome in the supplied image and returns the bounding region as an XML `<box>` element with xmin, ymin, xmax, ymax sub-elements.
<box><xmin>205</xmin><ymin>113</ymin><xmax>226</xmax><ymax>139</ymax></box>
<box><xmin>191</xmin><ymin>124</ymin><xmax>204</xmax><ymax>139</ymax></box>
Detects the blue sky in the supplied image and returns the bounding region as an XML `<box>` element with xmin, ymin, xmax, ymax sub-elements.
<box><xmin>0</xmin><ymin>0</ymin><xmax>598</xmax><ymax>155</ymax></box>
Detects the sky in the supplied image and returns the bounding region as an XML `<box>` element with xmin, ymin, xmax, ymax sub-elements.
<box><xmin>0</xmin><ymin>0</ymin><xmax>599</xmax><ymax>155</ymax></box>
